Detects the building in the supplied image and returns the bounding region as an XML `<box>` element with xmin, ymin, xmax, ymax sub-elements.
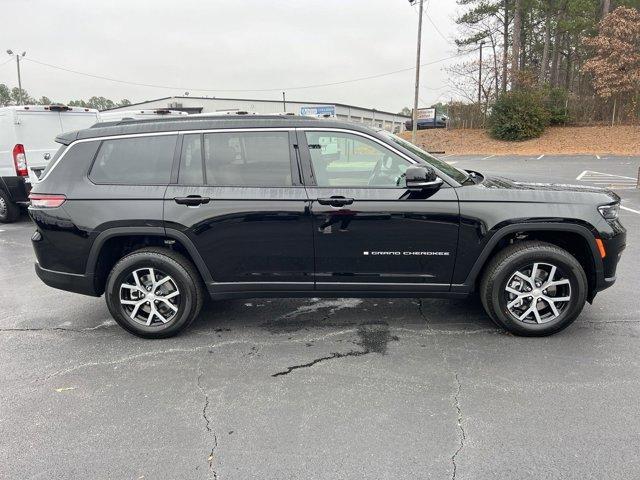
<box><xmin>103</xmin><ymin>96</ymin><xmax>409</xmax><ymax>132</ymax></box>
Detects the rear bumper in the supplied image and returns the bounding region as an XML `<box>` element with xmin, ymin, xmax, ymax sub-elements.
<box><xmin>35</xmin><ymin>262</ymin><xmax>99</xmax><ymax>297</ymax></box>
<box><xmin>0</xmin><ymin>176</ymin><xmax>31</xmax><ymax>204</ymax></box>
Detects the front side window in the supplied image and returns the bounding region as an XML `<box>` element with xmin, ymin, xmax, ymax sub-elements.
<box><xmin>378</xmin><ymin>130</ymin><xmax>469</xmax><ymax>184</ymax></box>
<box><xmin>89</xmin><ymin>135</ymin><xmax>177</xmax><ymax>185</ymax></box>
<box><xmin>305</xmin><ymin>131</ymin><xmax>410</xmax><ymax>187</ymax></box>
<box><xmin>204</xmin><ymin>131</ymin><xmax>292</xmax><ymax>186</ymax></box>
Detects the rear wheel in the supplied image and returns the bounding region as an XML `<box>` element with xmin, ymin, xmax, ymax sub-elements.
<box><xmin>0</xmin><ymin>189</ymin><xmax>20</xmax><ymax>223</ymax></box>
<box><xmin>480</xmin><ymin>241</ymin><xmax>588</xmax><ymax>336</ymax></box>
<box><xmin>105</xmin><ymin>248</ymin><xmax>204</xmax><ymax>338</ymax></box>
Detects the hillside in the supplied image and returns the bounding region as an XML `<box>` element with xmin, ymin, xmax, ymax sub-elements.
<box><xmin>402</xmin><ymin>125</ymin><xmax>639</xmax><ymax>155</ymax></box>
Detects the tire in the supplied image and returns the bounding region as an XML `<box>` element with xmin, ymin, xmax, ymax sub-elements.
<box><xmin>479</xmin><ymin>241</ymin><xmax>588</xmax><ymax>336</ymax></box>
<box><xmin>105</xmin><ymin>247</ymin><xmax>204</xmax><ymax>338</ymax></box>
<box><xmin>0</xmin><ymin>189</ymin><xmax>21</xmax><ymax>223</ymax></box>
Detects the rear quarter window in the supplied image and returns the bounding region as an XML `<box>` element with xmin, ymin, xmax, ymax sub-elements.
<box><xmin>89</xmin><ymin>135</ymin><xmax>177</xmax><ymax>185</ymax></box>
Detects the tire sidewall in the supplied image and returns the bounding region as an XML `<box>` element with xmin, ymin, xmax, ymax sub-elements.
<box><xmin>106</xmin><ymin>253</ymin><xmax>197</xmax><ymax>338</ymax></box>
<box><xmin>490</xmin><ymin>249</ymin><xmax>587</xmax><ymax>335</ymax></box>
<box><xmin>0</xmin><ymin>190</ymin><xmax>19</xmax><ymax>223</ymax></box>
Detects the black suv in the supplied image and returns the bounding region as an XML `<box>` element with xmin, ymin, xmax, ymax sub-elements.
<box><xmin>29</xmin><ymin>115</ymin><xmax>626</xmax><ymax>338</ymax></box>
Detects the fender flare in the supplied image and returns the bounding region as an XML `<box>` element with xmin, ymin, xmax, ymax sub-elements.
<box><xmin>86</xmin><ymin>226</ymin><xmax>213</xmax><ymax>283</ymax></box>
<box><xmin>452</xmin><ymin>222</ymin><xmax>603</xmax><ymax>293</ymax></box>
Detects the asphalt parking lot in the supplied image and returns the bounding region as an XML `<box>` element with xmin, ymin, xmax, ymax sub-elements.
<box><xmin>1</xmin><ymin>155</ymin><xmax>639</xmax><ymax>479</ymax></box>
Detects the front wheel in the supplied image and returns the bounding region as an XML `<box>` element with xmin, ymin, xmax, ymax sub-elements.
<box><xmin>105</xmin><ymin>248</ymin><xmax>204</xmax><ymax>338</ymax></box>
<box><xmin>480</xmin><ymin>241</ymin><xmax>588</xmax><ymax>336</ymax></box>
<box><xmin>0</xmin><ymin>189</ymin><xmax>21</xmax><ymax>223</ymax></box>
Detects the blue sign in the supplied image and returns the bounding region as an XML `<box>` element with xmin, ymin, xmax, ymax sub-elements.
<box><xmin>300</xmin><ymin>105</ymin><xmax>336</xmax><ymax>117</ymax></box>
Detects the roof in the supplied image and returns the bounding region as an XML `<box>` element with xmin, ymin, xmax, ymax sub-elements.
<box><xmin>101</xmin><ymin>95</ymin><xmax>410</xmax><ymax>119</ymax></box>
<box><xmin>55</xmin><ymin>114</ymin><xmax>380</xmax><ymax>145</ymax></box>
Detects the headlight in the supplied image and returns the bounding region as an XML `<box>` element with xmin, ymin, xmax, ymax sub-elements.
<box><xmin>598</xmin><ymin>203</ymin><xmax>619</xmax><ymax>221</ymax></box>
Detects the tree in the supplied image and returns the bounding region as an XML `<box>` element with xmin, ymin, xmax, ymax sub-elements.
<box><xmin>398</xmin><ymin>106</ymin><xmax>412</xmax><ymax>116</ymax></box>
<box><xmin>0</xmin><ymin>84</ymin><xmax>11</xmax><ymax>106</ymax></box>
<box><xmin>511</xmin><ymin>0</ymin><xmax>523</xmax><ymax>85</ymax></box>
<box><xmin>582</xmin><ymin>6</ymin><xmax>640</xmax><ymax>98</ymax></box>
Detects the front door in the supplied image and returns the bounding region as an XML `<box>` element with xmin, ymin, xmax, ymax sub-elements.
<box><xmin>298</xmin><ymin>128</ymin><xmax>460</xmax><ymax>292</ymax></box>
<box><xmin>164</xmin><ymin>129</ymin><xmax>314</xmax><ymax>294</ymax></box>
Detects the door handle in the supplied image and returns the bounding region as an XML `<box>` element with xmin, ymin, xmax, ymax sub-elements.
<box><xmin>174</xmin><ymin>195</ymin><xmax>210</xmax><ymax>206</ymax></box>
<box><xmin>317</xmin><ymin>196</ymin><xmax>354</xmax><ymax>207</ymax></box>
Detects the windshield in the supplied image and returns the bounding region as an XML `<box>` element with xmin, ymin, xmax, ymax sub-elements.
<box><xmin>379</xmin><ymin>130</ymin><xmax>470</xmax><ymax>184</ymax></box>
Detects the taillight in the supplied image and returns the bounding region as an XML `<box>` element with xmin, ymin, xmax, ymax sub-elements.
<box><xmin>13</xmin><ymin>144</ymin><xmax>28</xmax><ymax>177</ymax></box>
<box><xmin>29</xmin><ymin>194</ymin><xmax>67</xmax><ymax>208</ymax></box>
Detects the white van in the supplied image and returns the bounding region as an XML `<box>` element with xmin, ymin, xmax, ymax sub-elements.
<box><xmin>98</xmin><ymin>109</ymin><xmax>188</xmax><ymax>123</ymax></box>
<box><xmin>0</xmin><ymin>105</ymin><xmax>99</xmax><ymax>222</ymax></box>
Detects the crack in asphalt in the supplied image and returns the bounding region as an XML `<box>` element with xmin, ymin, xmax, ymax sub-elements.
<box><xmin>0</xmin><ymin>321</ymin><xmax>116</xmax><ymax>334</ymax></box>
<box><xmin>271</xmin><ymin>349</ymin><xmax>370</xmax><ymax>377</ymax></box>
<box><xmin>451</xmin><ymin>372</ymin><xmax>466</xmax><ymax>480</ymax></box>
<box><xmin>418</xmin><ymin>300</ymin><xmax>467</xmax><ymax>480</ymax></box>
<box><xmin>197</xmin><ymin>372</ymin><xmax>218</xmax><ymax>479</ymax></box>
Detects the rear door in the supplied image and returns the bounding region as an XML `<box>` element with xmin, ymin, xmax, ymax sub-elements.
<box><xmin>15</xmin><ymin>110</ymin><xmax>62</xmax><ymax>177</ymax></box>
<box><xmin>163</xmin><ymin>129</ymin><xmax>314</xmax><ymax>295</ymax></box>
<box><xmin>298</xmin><ymin>128</ymin><xmax>460</xmax><ymax>292</ymax></box>
<box><xmin>15</xmin><ymin>108</ymin><xmax>99</xmax><ymax>182</ymax></box>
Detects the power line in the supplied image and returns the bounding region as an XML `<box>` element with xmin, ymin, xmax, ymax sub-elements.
<box><xmin>424</xmin><ymin>13</ymin><xmax>450</xmax><ymax>43</ymax></box>
<box><xmin>22</xmin><ymin>53</ymin><xmax>467</xmax><ymax>94</ymax></box>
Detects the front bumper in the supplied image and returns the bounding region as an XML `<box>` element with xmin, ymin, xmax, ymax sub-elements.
<box><xmin>594</xmin><ymin>225</ymin><xmax>626</xmax><ymax>294</ymax></box>
<box><xmin>35</xmin><ymin>262</ymin><xmax>99</xmax><ymax>297</ymax></box>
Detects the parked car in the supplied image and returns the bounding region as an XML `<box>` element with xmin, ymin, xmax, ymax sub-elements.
<box><xmin>404</xmin><ymin>114</ymin><xmax>448</xmax><ymax>130</ymax></box>
<box><xmin>0</xmin><ymin>105</ymin><xmax>99</xmax><ymax>222</ymax></box>
<box><xmin>29</xmin><ymin>115</ymin><xmax>625</xmax><ymax>338</ymax></box>
<box><xmin>98</xmin><ymin>109</ymin><xmax>188</xmax><ymax>123</ymax></box>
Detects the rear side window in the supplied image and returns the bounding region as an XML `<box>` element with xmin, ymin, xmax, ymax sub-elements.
<box><xmin>89</xmin><ymin>135</ymin><xmax>177</xmax><ymax>185</ymax></box>
<box><xmin>203</xmin><ymin>132</ymin><xmax>292</xmax><ymax>186</ymax></box>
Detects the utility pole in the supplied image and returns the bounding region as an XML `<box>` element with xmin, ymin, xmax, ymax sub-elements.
<box><xmin>282</xmin><ymin>91</ymin><xmax>286</xmax><ymax>113</ymax></box>
<box><xmin>477</xmin><ymin>41</ymin><xmax>485</xmax><ymax>106</ymax></box>
<box><xmin>410</xmin><ymin>0</ymin><xmax>424</xmax><ymax>144</ymax></box>
<box><xmin>6</xmin><ymin>50</ymin><xmax>26</xmax><ymax>105</ymax></box>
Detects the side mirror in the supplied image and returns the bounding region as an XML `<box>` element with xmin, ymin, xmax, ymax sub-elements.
<box><xmin>405</xmin><ymin>166</ymin><xmax>443</xmax><ymax>191</ymax></box>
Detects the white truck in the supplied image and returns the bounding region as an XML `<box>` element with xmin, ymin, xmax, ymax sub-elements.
<box><xmin>0</xmin><ymin>105</ymin><xmax>100</xmax><ymax>222</ymax></box>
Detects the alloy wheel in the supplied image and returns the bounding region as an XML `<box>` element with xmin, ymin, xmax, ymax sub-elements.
<box><xmin>504</xmin><ymin>262</ymin><xmax>572</xmax><ymax>324</ymax></box>
<box><xmin>0</xmin><ymin>196</ymin><xmax>7</xmax><ymax>219</ymax></box>
<box><xmin>119</xmin><ymin>267</ymin><xmax>181</xmax><ymax>326</ymax></box>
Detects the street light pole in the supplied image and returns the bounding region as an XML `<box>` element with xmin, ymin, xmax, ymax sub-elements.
<box><xmin>6</xmin><ymin>50</ymin><xmax>26</xmax><ymax>105</ymax></box>
<box><xmin>411</xmin><ymin>0</ymin><xmax>424</xmax><ymax>144</ymax></box>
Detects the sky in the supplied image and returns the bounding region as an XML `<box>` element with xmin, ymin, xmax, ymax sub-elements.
<box><xmin>1</xmin><ymin>0</ymin><xmax>469</xmax><ymax>113</ymax></box>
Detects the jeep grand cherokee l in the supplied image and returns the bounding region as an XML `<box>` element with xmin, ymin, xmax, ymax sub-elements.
<box><xmin>29</xmin><ymin>115</ymin><xmax>626</xmax><ymax>338</ymax></box>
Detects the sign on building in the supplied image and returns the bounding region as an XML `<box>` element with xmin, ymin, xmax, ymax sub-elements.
<box><xmin>300</xmin><ymin>105</ymin><xmax>336</xmax><ymax>118</ymax></box>
<box><xmin>416</xmin><ymin>108</ymin><xmax>436</xmax><ymax>120</ymax></box>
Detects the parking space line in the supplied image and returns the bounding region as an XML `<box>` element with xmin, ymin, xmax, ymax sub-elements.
<box><xmin>448</xmin><ymin>161</ymin><xmax>458</xmax><ymax>165</ymax></box>
<box><xmin>621</xmin><ymin>205</ymin><xmax>640</xmax><ymax>215</ymax></box>
<box><xmin>576</xmin><ymin>170</ymin><xmax>588</xmax><ymax>180</ymax></box>
<box><xmin>585</xmin><ymin>170</ymin><xmax>636</xmax><ymax>180</ymax></box>
<box><xmin>481</xmin><ymin>154</ymin><xmax>495</xmax><ymax>160</ymax></box>
<box><xmin>596</xmin><ymin>154</ymin><xmax>601</xmax><ymax>160</ymax></box>
<box><xmin>536</xmin><ymin>154</ymin><xmax>544</xmax><ymax>160</ymax></box>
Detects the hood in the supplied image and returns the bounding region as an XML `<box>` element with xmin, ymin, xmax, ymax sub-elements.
<box><xmin>484</xmin><ymin>175</ymin><xmax>618</xmax><ymax>196</ymax></box>
<box><xmin>473</xmin><ymin>174</ymin><xmax>620</xmax><ymax>205</ymax></box>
